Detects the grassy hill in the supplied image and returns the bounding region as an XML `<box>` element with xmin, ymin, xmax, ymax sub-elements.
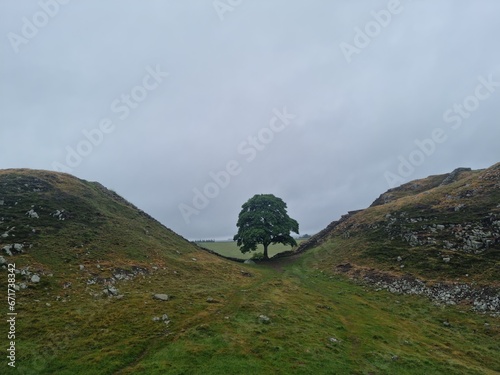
<box><xmin>295</xmin><ymin>163</ymin><xmax>500</xmax><ymax>286</ymax></box>
<box><xmin>1</xmin><ymin>168</ymin><xmax>499</xmax><ymax>374</ymax></box>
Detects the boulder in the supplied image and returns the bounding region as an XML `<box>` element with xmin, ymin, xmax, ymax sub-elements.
<box><xmin>31</xmin><ymin>275</ymin><xmax>40</xmax><ymax>283</ymax></box>
<box><xmin>103</xmin><ymin>286</ymin><xmax>119</xmax><ymax>296</ymax></box>
<box><xmin>258</xmin><ymin>315</ymin><xmax>270</xmax><ymax>324</ymax></box>
<box><xmin>153</xmin><ymin>294</ymin><xmax>170</xmax><ymax>301</ymax></box>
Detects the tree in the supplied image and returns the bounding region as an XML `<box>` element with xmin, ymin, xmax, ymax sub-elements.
<box><xmin>233</xmin><ymin>194</ymin><xmax>299</xmax><ymax>260</ymax></box>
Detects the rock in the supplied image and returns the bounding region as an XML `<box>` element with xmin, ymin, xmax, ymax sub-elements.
<box><xmin>31</xmin><ymin>275</ymin><xmax>40</xmax><ymax>283</ymax></box>
<box><xmin>21</xmin><ymin>268</ymin><xmax>31</xmax><ymax>276</ymax></box>
<box><xmin>206</xmin><ymin>297</ymin><xmax>219</xmax><ymax>303</ymax></box>
<box><xmin>258</xmin><ymin>315</ymin><xmax>271</xmax><ymax>324</ymax></box>
<box><xmin>328</xmin><ymin>337</ymin><xmax>341</xmax><ymax>343</ymax></box>
<box><xmin>153</xmin><ymin>294</ymin><xmax>170</xmax><ymax>301</ymax></box>
<box><xmin>440</xmin><ymin>167</ymin><xmax>471</xmax><ymax>186</ymax></box>
<box><xmin>443</xmin><ymin>257</ymin><xmax>451</xmax><ymax>263</ymax></box>
<box><xmin>153</xmin><ymin>314</ymin><xmax>170</xmax><ymax>323</ymax></box>
<box><xmin>191</xmin><ymin>258</ymin><xmax>197</xmax><ymax>262</ymax></box>
<box><xmin>396</xmin><ymin>256</ymin><xmax>402</xmax><ymax>262</ymax></box>
<box><xmin>103</xmin><ymin>286</ymin><xmax>119</xmax><ymax>296</ymax></box>
<box><xmin>79</xmin><ymin>265</ymin><xmax>85</xmax><ymax>270</ymax></box>
<box><xmin>244</xmin><ymin>259</ymin><xmax>255</xmax><ymax>265</ymax></box>
<box><xmin>436</xmin><ymin>225</ymin><xmax>445</xmax><ymax>231</ymax></box>
<box><xmin>0</xmin><ymin>256</ymin><xmax>6</xmax><ymax>265</ymax></box>
<box><xmin>26</xmin><ymin>209</ymin><xmax>39</xmax><ymax>219</ymax></box>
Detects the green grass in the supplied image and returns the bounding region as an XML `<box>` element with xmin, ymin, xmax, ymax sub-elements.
<box><xmin>195</xmin><ymin>241</ymin><xmax>304</xmax><ymax>260</ymax></box>
<box><xmin>10</xmin><ymin>247</ymin><xmax>500</xmax><ymax>375</ymax></box>
<box><xmin>2</xmin><ymin>168</ymin><xmax>500</xmax><ymax>374</ymax></box>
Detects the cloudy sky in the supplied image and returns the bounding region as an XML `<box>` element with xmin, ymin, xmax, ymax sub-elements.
<box><xmin>1</xmin><ymin>1</ymin><xmax>499</xmax><ymax>240</ymax></box>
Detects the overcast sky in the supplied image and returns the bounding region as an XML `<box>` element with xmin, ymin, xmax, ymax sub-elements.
<box><xmin>1</xmin><ymin>1</ymin><xmax>499</xmax><ymax>240</ymax></box>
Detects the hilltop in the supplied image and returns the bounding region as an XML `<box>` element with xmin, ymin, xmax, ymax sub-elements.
<box><xmin>1</xmin><ymin>167</ymin><xmax>499</xmax><ymax>374</ymax></box>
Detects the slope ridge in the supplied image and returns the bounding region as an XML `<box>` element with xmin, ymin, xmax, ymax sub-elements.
<box><xmin>294</xmin><ymin>162</ymin><xmax>500</xmax><ymax>285</ymax></box>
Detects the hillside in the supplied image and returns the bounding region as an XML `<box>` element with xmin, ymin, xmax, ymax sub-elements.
<box><xmin>1</xmin><ymin>168</ymin><xmax>499</xmax><ymax>374</ymax></box>
<box><xmin>293</xmin><ymin>163</ymin><xmax>500</xmax><ymax>311</ymax></box>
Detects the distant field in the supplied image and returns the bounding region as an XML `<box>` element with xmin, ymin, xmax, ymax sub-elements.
<box><xmin>195</xmin><ymin>240</ymin><xmax>304</xmax><ymax>259</ymax></box>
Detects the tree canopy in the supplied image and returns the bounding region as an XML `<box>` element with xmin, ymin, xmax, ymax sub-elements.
<box><xmin>233</xmin><ymin>194</ymin><xmax>299</xmax><ymax>260</ymax></box>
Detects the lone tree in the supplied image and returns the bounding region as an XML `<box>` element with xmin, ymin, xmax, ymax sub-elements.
<box><xmin>233</xmin><ymin>194</ymin><xmax>299</xmax><ymax>260</ymax></box>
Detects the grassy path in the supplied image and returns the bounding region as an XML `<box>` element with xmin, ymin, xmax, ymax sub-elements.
<box><xmin>123</xmin><ymin>251</ymin><xmax>500</xmax><ymax>374</ymax></box>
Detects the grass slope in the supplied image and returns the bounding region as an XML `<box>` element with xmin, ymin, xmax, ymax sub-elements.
<box><xmin>1</xmin><ymin>168</ymin><xmax>499</xmax><ymax>374</ymax></box>
<box><xmin>297</xmin><ymin>163</ymin><xmax>500</xmax><ymax>285</ymax></box>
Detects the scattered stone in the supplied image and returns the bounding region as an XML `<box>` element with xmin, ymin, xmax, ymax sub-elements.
<box><xmin>328</xmin><ymin>337</ymin><xmax>341</xmax><ymax>343</ymax></box>
<box><xmin>153</xmin><ymin>294</ymin><xmax>170</xmax><ymax>301</ymax></box>
<box><xmin>103</xmin><ymin>286</ymin><xmax>119</xmax><ymax>296</ymax></box>
<box><xmin>258</xmin><ymin>315</ymin><xmax>271</xmax><ymax>324</ymax></box>
<box><xmin>31</xmin><ymin>275</ymin><xmax>40</xmax><ymax>283</ymax></box>
<box><xmin>153</xmin><ymin>314</ymin><xmax>170</xmax><ymax>324</ymax></box>
<box><xmin>26</xmin><ymin>209</ymin><xmax>40</xmax><ymax>219</ymax></box>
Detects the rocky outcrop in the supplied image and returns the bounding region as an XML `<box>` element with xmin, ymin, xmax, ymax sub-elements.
<box><xmin>337</xmin><ymin>265</ymin><xmax>500</xmax><ymax>315</ymax></box>
<box><xmin>383</xmin><ymin>211</ymin><xmax>499</xmax><ymax>254</ymax></box>
<box><xmin>439</xmin><ymin>167</ymin><xmax>472</xmax><ymax>186</ymax></box>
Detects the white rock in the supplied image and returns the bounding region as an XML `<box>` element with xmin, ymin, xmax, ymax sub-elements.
<box><xmin>26</xmin><ymin>209</ymin><xmax>39</xmax><ymax>219</ymax></box>
<box><xmin>153</xmin><ymin>294</ymin><xmax>170</xmax><ymax>301</ymax></box>
<box><xmin>31</xmin><ymin>275</ymin><xmax>40</xmax><ymax>283</ymax></box>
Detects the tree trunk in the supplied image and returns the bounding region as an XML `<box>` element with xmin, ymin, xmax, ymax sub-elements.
<box><xmin>263</xmin><ymin>243</ymin><xmax>269</xmax><ymax>260</ymax></box>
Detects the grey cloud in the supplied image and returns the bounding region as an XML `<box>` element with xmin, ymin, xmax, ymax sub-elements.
<box><xmin>1</xmin><ymin>0</ymin><xmax>499</xmax><ymax>240</ymax></box>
